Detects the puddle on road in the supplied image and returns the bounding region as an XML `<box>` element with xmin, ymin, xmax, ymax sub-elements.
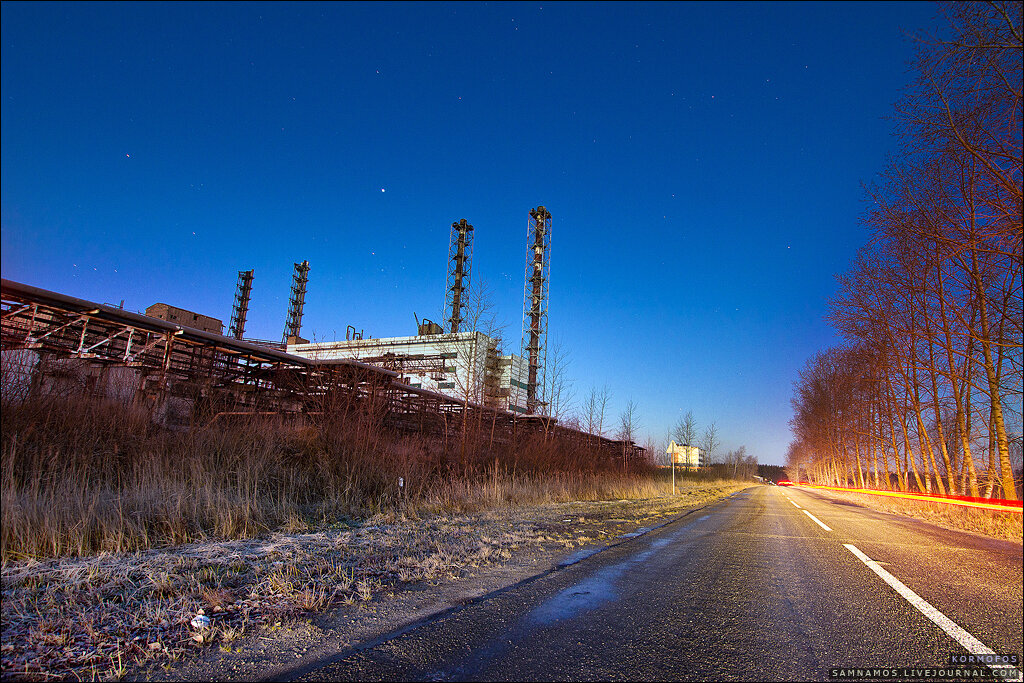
<box><xmin>529</xmin><ymin>570</ymin><xmax>619</xmax><ymax>625</ymax></box>
<box><xmin>430</xmin><ymin>518</ymin><xmax>706</xmax><ymax>679</ymax></box>
<box><xmin>530</xmin><ymin>536</ymin><xmax>674</xmax><ymax>625</ymax></box>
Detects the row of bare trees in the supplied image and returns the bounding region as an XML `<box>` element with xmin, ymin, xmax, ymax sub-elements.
<box><xmin>669</xmin><ymin>411</ymin><xmax>723</xmax><ymax>465</ymax></box>
<box><xmin>788</xmin><ymin>2</ymin><xmax>1022</xmax><ymax>499</ymax></box>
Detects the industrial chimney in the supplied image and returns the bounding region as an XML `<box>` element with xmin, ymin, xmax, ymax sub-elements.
<box><xmin>282</xmin><ymin>260</ymin><xmax>310</xmax><ymax>344</ymax></box>
<box><xmin>445</xmin><ymin>219</ymin><xmax>474</xmax><ymax>333</ymax></box>
<box><xmin>228</xmin><ymin>269</ymin><xmax>254</xmax><ymax>340</ymax></box>
<box><xmin>520</xmin><ymin>206</ymin><xmax>551</xmax><ymax>414</ymax></box>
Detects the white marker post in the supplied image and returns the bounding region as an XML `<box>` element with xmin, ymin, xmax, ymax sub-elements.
<box><xmin>666</xmin><ymin>442</ymin><xmax>677</xmax><ymax>495</ymax></box>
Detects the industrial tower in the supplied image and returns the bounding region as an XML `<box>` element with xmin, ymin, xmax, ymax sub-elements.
<box><xmin>445</xmin><ymin>219</ymin><xmax>474</xmax><ymax>333</ymax></box>
<box><xmin>521</xmin><ymin>206</ymin><xmax>551</xmax><ymax>414</ymax></box>
<box><xmin>228</xmin><ymin>269</ymin><xmax>254</xmax><ymax>339</ymax></box>
<box><xmin>282</xmin><ymin>260</ymin><xmax>310</xmax><ymax>344</ymax></box>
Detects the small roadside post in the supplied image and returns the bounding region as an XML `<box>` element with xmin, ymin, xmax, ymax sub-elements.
<box><xmin>667</xmin><ymin>442</ymin><xmax>676</xmax><ymax>495</ymax></box>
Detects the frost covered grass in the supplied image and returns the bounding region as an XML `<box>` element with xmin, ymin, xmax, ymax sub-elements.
<box><xmin>1</xmin><ymin>485</ymin><xmax>744</xmax><ymax>681</ymax></box>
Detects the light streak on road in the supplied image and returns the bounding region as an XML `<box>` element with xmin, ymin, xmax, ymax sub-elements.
<box><xmin>796</xmin><ymin>484</ymin><xmax>1022</xmax><ymax>513</ymax></box>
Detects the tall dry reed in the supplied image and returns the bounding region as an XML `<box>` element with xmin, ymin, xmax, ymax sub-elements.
<box><xmin>2</xmin><ymin>395</ymin><xmax>674</xmax><ymax>563</ymax></box>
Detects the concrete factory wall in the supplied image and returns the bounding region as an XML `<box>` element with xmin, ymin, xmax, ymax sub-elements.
<box><xmin>499</xmin><ymin>353</ymin><xmax>529</xmax><ymax>413</ymax></box>
<box><xmin>288</xmin><ymin>332</ymin><xmax>530</xmax><ymax>413</ymax></box>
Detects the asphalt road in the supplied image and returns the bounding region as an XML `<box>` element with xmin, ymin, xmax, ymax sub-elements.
<box><xmin>283</xmin><ymin>486</ymin><xmax>1023</xmax><ymax>682</ymax></box>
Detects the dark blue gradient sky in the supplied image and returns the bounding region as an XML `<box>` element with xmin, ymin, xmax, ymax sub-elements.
<box><xmin>1</xmin><ymin>2</ymin><xmax>939</xmax><ymax>464</ymax></box>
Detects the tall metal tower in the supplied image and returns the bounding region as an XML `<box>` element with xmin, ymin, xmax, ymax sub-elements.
<box><xmin>520</xmin><ymin>206</ymin><xmax>551</xmax><ymax>414</ymax></box>
<box><xmin>228</xmin><ymin>269</ymin><xmax>254</xmax><ymax>340</ymax></box>
<box><xmin>282</xmin><ymin>260</ymin><xmax>310</xmax><ymax>343</ymax></box>
<box><xmin>445</xmin><ymin>219</ymin><xmax>474</xmax><ymax>333</ymax></box>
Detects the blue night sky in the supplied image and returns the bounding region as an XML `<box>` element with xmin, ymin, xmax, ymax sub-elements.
<box><xmin>1</xmin><ymin>2</ymin><xmax>939</xmax><ymax>465</ymax></box>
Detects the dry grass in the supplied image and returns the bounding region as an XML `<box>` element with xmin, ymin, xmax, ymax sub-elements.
<box><xmin>805</xmin><ymin>488</ymin><xmax>1024</xmax><ymax>541</ymax></box>
<box><xmin>0</xmin><ymin>394</ymin><xmax>749</xmax><ymax>679</ymax></box>
<box><xmin>0</xmin><ymin>393</ymin><xmax>753</xmax><ymax>679</ymax></box>
<box><xmin>1</xmin><ymin>396</ymin><xmax>681</xmax><ymax>564</ymax></box>
<box><xmin>1</xmin><ymin>482</ymin><xmax>745</xmax><ymax>681</ymax></box>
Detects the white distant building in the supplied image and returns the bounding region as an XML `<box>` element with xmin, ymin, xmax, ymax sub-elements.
<box><xmin>288</xmin><ymin>330</ymin><xmax>531</xmax><ymax>413</ymax></box>
<box><xmin>667</xmin><ymin>441</ymin><xmax>704</xmax><ymax>468</ymax></box>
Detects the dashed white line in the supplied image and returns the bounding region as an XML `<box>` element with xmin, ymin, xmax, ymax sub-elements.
<box><xmin>844</xmin><ymin>544</ymin><xmax>1023</xmax><ymax>682</ymax></box>
<box><xmin>789</xmin><ymin>499</ymin><xmax>802</xmax><ymax>509</ymax></box>
<box><xmin>802</xmin><ymin>509</ymin><xmax>832</xmax><ymax>531</ymax></box>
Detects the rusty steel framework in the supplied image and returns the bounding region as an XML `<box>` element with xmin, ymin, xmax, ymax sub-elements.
<box><xmin>521</xmin><ymin>206</ymin><xmax>551</xmax><ymax>414</ymax></box>
<box><xmin>1</xmin><ymin>278</ymin><xmax>644</xmax><ymax>463</ymax></box>
<box><xmin>282</xmin><ymin>260</ymin><xmax>310</xmax><ymax>343</ymax></box>
<box><xmin>229</xmin><ymin>269</ymin><xmax>254</xmax><ymax>340</ymax></box>
<box><xmin>445</xmin><ymin>219</ymin><xmax>474</xmax><ymax>334</ymax></box>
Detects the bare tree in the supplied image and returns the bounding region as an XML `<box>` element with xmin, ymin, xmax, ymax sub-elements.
<box><xmin>582</xmin><ymin>388</ymin><xmax>598</xmax><ymax>436</ymax></box>
<box><xmin>790</xmin><ymin>3</ymin><xmax>1022</xmax><ymax>500</ymax></box>
<box><xmin>699</xmin><ymin>421</ymin><xmax>720</xmax><ymax>466</ymax></box>
<box><xmin>672</xmin><ymin>410</ymin><xmax>698</xmax><ymax>448</ymax></box>
<box><xmin>616</xmin><ymin>399</ymin><xmax>640</xmax><ymax>471</ymax></box>
<box><xmin>642</xmin><ymin>435</ymin><xmax>663</xmax><ymax>467</ymax></box>
<box><xmin>433</xmin><ymin>279</ymin><xmax>511</xmax><ymax>465</ymax></box>
<box><xmin>459</xmin><ymin>279</ymin><xmax>508</xmax><ymax>344</ymax></box>
<box><xmin>596</xmin><ymin>385</ymin><xmax>611</xmax><ymax>440</ymax></box>
<box><xmin>434</xmin><ymin>279</ymin><xmax>507</xmax><ymax>406</ymax></box>
<box><xmin>583</xmin><ymin>384</ymin><xmax>612</xmax><ymax>442</ymax></box>
<box><xmin>724</xmin><ymin>445</ymin><xmax>757</xmax><ymax>480</ymax></box>
<box><xmin>542</xmin><ymin>338</ymin><xmax>576</xmax><ymax>435</ymax></box>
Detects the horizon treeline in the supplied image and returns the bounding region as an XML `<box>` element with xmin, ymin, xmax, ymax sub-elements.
<box><xmin>787</xmin><ymin>2</ymin><xmax>1022</xmax><ymax>499</ymax></box>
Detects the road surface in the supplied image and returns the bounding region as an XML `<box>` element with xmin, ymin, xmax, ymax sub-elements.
<box><xmin>281</xmin><ymin>485</ymin><xmax>1023</xmax><ymax>681</ymax></box>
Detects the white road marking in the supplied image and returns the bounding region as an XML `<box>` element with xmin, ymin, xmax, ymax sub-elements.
<box><xmin>789</xmin><ymin>499</ymin><xmax>802</xmax><ymax>509</ymax></box>
<box><xmin>802</xmin><ymin>509</ymin><xmax>832</xmax><ymax>531</ymax></box>
<box><xmin>844</xmin><ymin>544</ymin><xmax>1023</xmax><ymax>682</ymax></box>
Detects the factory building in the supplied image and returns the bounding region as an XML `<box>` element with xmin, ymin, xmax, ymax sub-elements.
<box><xmin>230</xmin><ymin>208</ymin><xmax>553</xmax><ymax>416</ymax></box>
<box><xmin>286</xmin><ymin>210</ymin><xmax>552</xmax><ymax>417</ymax></box>
<box><xmin>145</xmin><ymin>303</ymin><xmax>224</xmax><ymax>335</ymax></box>
<box><xmin>288</xmin><ymin>329</ymin><xmax>531</xmax><ymax>413</ymax></box>
<box><xmin>667</xmin><ymin>441</ymin><xmax>705</xmax><ymax>469</ymax></box>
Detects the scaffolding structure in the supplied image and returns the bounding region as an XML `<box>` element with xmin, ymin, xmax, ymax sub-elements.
<box><xmin>1</xmin><ymin>278</ymin><xmax>644</xmax><ymax>463</ymax></box>
<box><xmin>445</xmin><ymin>219</ymin><xmax>473</xmax><ymax>334</ymax></box>
<box><xmin>228</xmin><ymin>269</ymin><xmax>254</xmax><ymax>340</ymax></box>
<box><xmin>282</xmin><ymin>261</ymin><xmax>310</xmax><ymax>344</ymax></box>
<box><xmin>521</xmin><ymin>206</ymin><xmax>551</xmax><ymax>414</ymax></box>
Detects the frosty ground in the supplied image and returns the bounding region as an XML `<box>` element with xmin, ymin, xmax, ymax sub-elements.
<box><xmin>1</xmin><ymin>483</ymin><xmax>745</xmax><ymax>681</ymax></box>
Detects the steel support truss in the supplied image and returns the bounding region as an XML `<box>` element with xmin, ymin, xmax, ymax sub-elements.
<box><xmin>1</xmin><ymin>278</ymin><xmax>642</xmax><ymax>464</ymax></box>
